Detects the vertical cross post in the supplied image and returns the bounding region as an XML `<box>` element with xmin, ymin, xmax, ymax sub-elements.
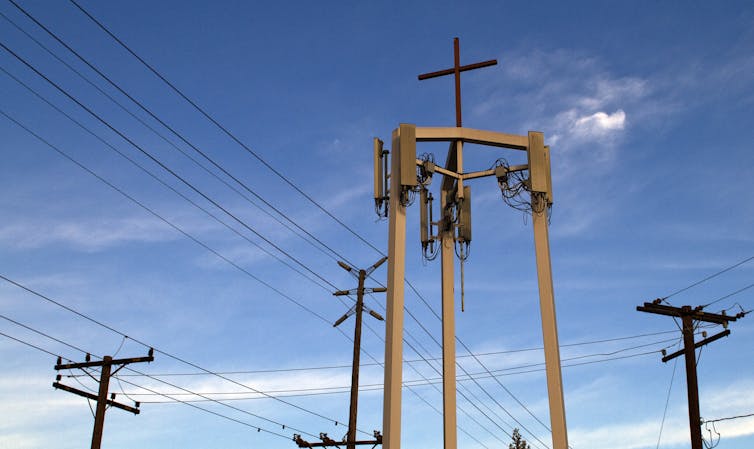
<box><xmin>417</xmin><ymin>39</ymin><xmax>496</xmax><ymax>449</ymax></box>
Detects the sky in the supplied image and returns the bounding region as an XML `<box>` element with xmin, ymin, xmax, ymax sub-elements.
<box><xmin>1</xmin><ymin>1</ymin><xmax>753</xmax><ymax>449</ymax></box>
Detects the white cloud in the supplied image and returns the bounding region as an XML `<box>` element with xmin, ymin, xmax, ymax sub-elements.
<box><xmin>572</xmin><ymin>109</ymin><xmax>626</xmax><ymax>137</ymax></box>
<box><xmin>0</xmin><ymin>217</ymin><xmax>174</xmax><ymax>251</ymax></box>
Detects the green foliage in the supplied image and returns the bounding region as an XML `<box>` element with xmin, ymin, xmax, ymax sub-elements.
<box><xmin>508</xmin><ymin>428</ymin><xmax>531</xmax><ymax>449</ymax></box>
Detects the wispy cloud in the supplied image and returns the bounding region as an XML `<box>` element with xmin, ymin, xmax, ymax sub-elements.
<box><xmin>568</xmin><ymin>378</ymin><xmax>754</xmax><ymax>449</ymax></box>
<box><xmin>0</xmin><ymin>217</ymin><xmax>177</xmax><ymax>251</ymax></box>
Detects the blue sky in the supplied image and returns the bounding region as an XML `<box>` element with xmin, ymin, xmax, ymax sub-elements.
<box><xmin>1</xmin><ymin>1</ymin><xmax>753</xmax><ymax>449</ymax></box>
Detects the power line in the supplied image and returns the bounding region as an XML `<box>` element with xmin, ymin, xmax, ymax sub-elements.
<box><xmin>1</xmin><ymin>14</ymin><xmax>500</xmax><ymax>440</ymax></box>
<box><xmin>104</xmin><ymin>330</ymin><xmax>682</xmax><ymax>377</ymax></box>
<box><xmin>0</xmin><ymin>328</ymin><xmax>297</xmax><ymax>440</ymax></box>
<box><xmin>0</xmin><ymin>8</ymin><xmax>343</xmax><ymax>268</ymax></box>
<box><xmin>88</xmin><ymin>350</ymin><xmax>660</xmax><ymax>407</ymax></box>
<box><xmin>0</xmin><ymin>109</ymin><xmax>330</xmax><ymax>323</ymax></box>
<box><xmin>0</xmin><ymin>312</ymin><xmax>338</xmax><ymax>439</ymax></box>
<box><xmin>0</xmin><ymin>6</ymin><xmax>351</xmax><ymax>271</ymax></box>
<box><xmin>655</xmin><ymin>343</ymin><xmax>680</xmax><ymax>449</ymax></box>
<box><xmin>6</xmin><ymin>3</ymin><xmax>549</xmax><ymax>440</ymax></box>
<box><xmin>702</xmin><ymin>282</ymin><xmax>754</xmax><ymax>309</ymax></box>
<box><xmin>0</xmin><ymin>28</ymin><xmax>504</xmax><ymax>447</ymax></box>
<box><xmin>703</xmin><ymin>412</ymin><xmax>754</xmax><ymax>424</ymax></box>
<box><xmin>0</xmin><ymin>64</ymin><xmax>333</xmax><ymax>294</ymax></box>
<box><xmin>1</xmin><ymin>314</ymin><xmax>319</xmax><ymax>438</ymax></box>
<box><xmin>663</xmin><ymin>255</ymin><xmax>754</xmax><ymax>302</ymax></box>
<box><xmin>66</xmin><ymin>0</ymin><xmax>385</xmax><ymax>257</ymax></box>
<box><xmin>0</xmin><ymin>40</ymin><xmax>343</xmax><ymax>295</ymax></box>
<box><xmin>0</xmin><ymin>266</ymin><xmax>366</xmax><ymax>436</ymax></box>
<box><xmin>6</xmin><ymin>4</ymin><xmax>613</xmax><ymax>443</ymax></box>
<box><xmin>0</xmin><ymin>106</ymin><xmax>493</xmax><ymax>445</ymax></box>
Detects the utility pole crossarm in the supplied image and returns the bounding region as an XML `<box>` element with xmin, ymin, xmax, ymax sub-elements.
<box><xmin>53</xmin><ymin>382</ymin><xmax>140</xmax><ymax>414</ymax></box>
<box><xmin>636</xmin><ymin>302</ymin><xmax>738</xmax><ymax>325</ymax></box>
<box><xmin>55</xmin><ymin>354</ymin><xmax>154</xmax><ymax>370</ymax></box>
<box><xmin>662</xmin><ymin>329</ymin><xmax>731</xmax><ymax>362</ymax></box>
<box><xmin>52</xmin><ymin>351</ymin><xmax>154</xmax><ymax>449</ymax></box>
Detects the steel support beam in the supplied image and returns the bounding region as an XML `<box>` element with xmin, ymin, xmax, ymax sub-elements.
<box><xmin>439</xmin><ymin>140</ymin><xmax>461</xmax><ymax>449</ymax></box>
<box><xmin>383</xmin><ymin>126</ymin><xmax>408</xmax><ymax>449</ymax></box>
<box><xmin>530</xmin><ymin>134</ymin><xmax>568</xmax><ymax>449</ymax></box>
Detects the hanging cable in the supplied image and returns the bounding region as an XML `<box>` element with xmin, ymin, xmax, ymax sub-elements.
<box><xmin>0</xmin><ymin>9</ymin><xmax>345</xmax><ymax>266</ymax></box>
<box><xmin>662</xmin><ymin>255</ymin><xmax>754</xmax><ymax>302</ymax></box>
<box><xmin>4</xmin><ymin>5</ymin><xmax>555</xmax><ymax>439</ymax></box>
<box><xmin>0</xmin><ymin>329</ymin><xmax>297</xmax><ymax>439</ymax></box>
<box><xmin>65</xmin><ymin>0</ymin><xmax>386</xmax><ymax>257</ymax></box>
<box><xmin>655</xmin><ymin>341</ymin><xmax>680</xmax><ymax>449</ymax></box>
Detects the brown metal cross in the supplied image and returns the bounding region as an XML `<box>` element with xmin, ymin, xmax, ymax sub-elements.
<box><xmin>418</xmin><ymin>37</ymin><xmax>497</xmax><ymax>127</ymax></box>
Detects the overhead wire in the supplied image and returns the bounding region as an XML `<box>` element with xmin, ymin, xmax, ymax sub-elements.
<box><xmin>655</xmin><ymin>341</ymin><xmax>680</xmax><ymax>449</ymax></box>
<box><xmin>662</xmin><ymin>255</ymin><xmax>754</xmax><ymax>302</ymax></box>
<box><xmin>7</xmin><ymin>3</ymin><xmax>676</xmax><ymax>444</ymax></box>
<box><xmin>0</xmin><ymin>5</ymin><xmax>352</xmax><ymax>271</ymax></box>
<box><xmin>0</xmin><ymin>86</ymin><xmax>496</xmax><ymax>446</ymax></box>
<box><xmin>703</xmin><ymin>412</ymin><xmax>754</xmax><ymax>424</ymax></box>
<box><xmin>0</xmin><ymin>244</ymin><xmax>367</xmax><ymax>436</ymax></box>
<box><xmin>5</xmin><ymin>3</ymin><xmax>552</xmax><ymax>441</ymax></box>
<box><xmin>78</xmin><ymin>338</ymin><xmax>680</xmax><ymax>397</ymax></box>
<box><xmin>701</xmin><ymin>282</ymin><xmax>754</xmax><ymax>309</ymax></box>
<box><xmin>65</xmin><ymin>0</ymin><xmax>384</xmax><ymax>257</ymax></box>
<box><xmin>103</xmin><ymin>330</ymin><xmax>685</xmax><ymax>377</ymax></box>
<box><xmin>0</xmin><ymin>327</ymin><xmax>296</xmax><ymax>439</ymax></box>
<box><xmin>0</xmin><ymin>64</ymin><xmax>334</xmax><ymax>294</ymax></box>
<box><xmin>0</xmin><ymin>109</ymin><xmax>331</xmax><ymax>325</ymax></box>
<box><xmin>3</xmin><ymin>75</ymin><xmax>512</xmax><ymax>446</ymax></box>
<box><xmin>0</xmin><ymin>311</ymin><xmax>346</xmax><ymax>439</ymax></box>
<box><xmin>0</xmin><ymin>40</ymin><xmax>344</xmax><ymax>296</ymax></box>
<box><xmin>0</xmin><ymin>8</ymin><xmax>342</xmax><ymax>267</ymax></box>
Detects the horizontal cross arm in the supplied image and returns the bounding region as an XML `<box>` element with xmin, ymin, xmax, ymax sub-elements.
<box><xmin>637</xmin><ymin>303</ymin><xmax>736</xmax><ymax>324</ymax></box>
<box><xmin>418</xmin><ymin>59</ymin><xmax>497</xmax><ymax>80</ymax></box>
<box><xmin>55</xmin><ymin>355</ymin><xmax>154</xmax><ymax>370</ymax></box>
<box><xmin>53</xmin><ymin>382</ymin><xmax>140</xmax><ymax>414</ymax></box>
<box><xmin>415</xmin><ymin>127</ymin><xmax>528</xmax><ymax>150</ymax></box>
<box><xmin>295</xmin><ymin>439</ymin><xmax>383</xmax><ymax>448</ymax></box>
<box><xmin>662</xmin><ymin>329</ymin><xmax>731</xmax><ymax>362</ymax></box>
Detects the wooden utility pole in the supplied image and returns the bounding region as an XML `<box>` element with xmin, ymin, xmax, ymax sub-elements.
<box><xmin>637</xmin><ymin>300</ymin><xmax>745</xmax><ymax>449</ymax></box>
<box><xmin>53</xmin><ymin>350</ymin><xmax>154</xmax><ymax>449</ymax></box>
<box><xmin>295</xmin><ymin>258</ymin><xmax>386</xmax><ymax>449</ymax></box>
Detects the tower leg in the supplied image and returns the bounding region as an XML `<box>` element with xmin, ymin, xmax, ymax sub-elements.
<box><xmin>532</xmin><ymin>196</ymin><xmax>568</xmax><ymax>449</ymax></box>
<box><xmin>384</xmin><ymin>127</ymin><xmax>407</xmax><ymax>449</ymax></box>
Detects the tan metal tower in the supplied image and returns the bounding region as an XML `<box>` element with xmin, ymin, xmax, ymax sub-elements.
<box><xmin>374</xmin><ymin>38</ymin><xmax>568</xmax><ymax>449</ymax></box>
